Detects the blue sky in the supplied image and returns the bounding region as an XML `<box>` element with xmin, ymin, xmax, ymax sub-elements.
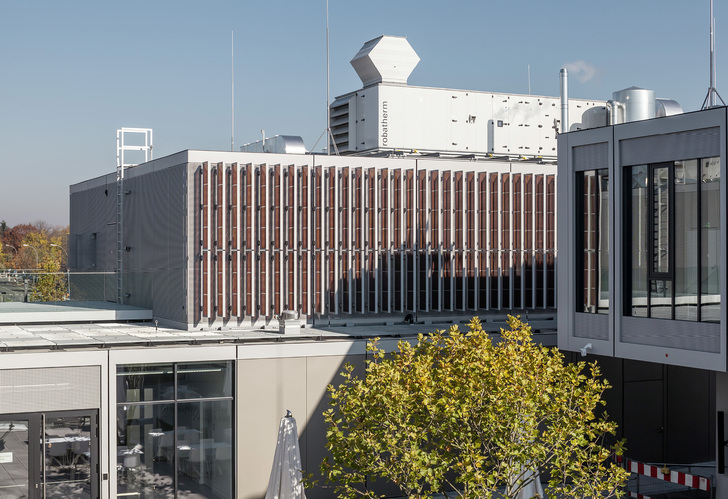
<box><xmin>0</xmin><ymin>1</ymin><xmax>720</xmax><ymax>226</ymax></box>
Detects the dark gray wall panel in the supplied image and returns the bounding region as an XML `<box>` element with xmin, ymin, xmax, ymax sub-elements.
<box><xmin>622</xmin><ymin>316</ymin><xmax>720</xmax><ymax>353</ymax></box>
<box><xmin>620</xmin><ymin>127</ymin><xmax>720</xmax><ymax>166</ymax></box>
<box><xmin>574</xmin><ymin>312</ymin><xmax>609</xmax><ymax>340</ymax></box>
<box><xmin>573</xmin><ymin>142</ymin><xmax>609</xmax><ymax>171</ymax></box>
<box><xmin>71</xmin><ymin>163</ymin><xmax>187</xmax><ymax>323</ymax></box>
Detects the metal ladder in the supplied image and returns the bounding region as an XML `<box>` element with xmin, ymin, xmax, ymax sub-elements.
<box><xmin>115</xmin><ymin>128</ymin><xmax>153</xmax><ymax>304</ymax></box>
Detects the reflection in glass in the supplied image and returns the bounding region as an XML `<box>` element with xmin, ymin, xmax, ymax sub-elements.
<box><xmin>674</xmin><ymin>160</ymin><xmax>698</xmax><ymax>321</ymax></box>
<box><xmin>45</xmin><ymin>415</ymin><xmax>92</xmax><ymax>498</ymax></box>
<box><xmin>117</xmin><ymin>364</ymin><xmax>175</xmax><ymax>403</ymax></box>
<box><xmin>117</xmin><ymin>404</ymin><xmax>175</xmax><ymax>499</ymax></box>
<box><xmin>177</xmin><ymin>362</ymin><xmax>233</xmax><ymax>399</ymax></box>
<box><xmin>177</xmin><ymin>400</ymin><xmax>234</xmax><ymax>499</ymax></box>
<box><xmin>652</xmin><ymin>166</ymin><xmax>670</xmax><ymax>275</ymax></box>
<box><xmin>628</xmin><ymin>158</ymin><xmax>721</xmax><ymax>322</ymax></box>
<box><xmin>630</xmin><ymin>166</ymin><xmax>648</xmax><ymax>316</ymax></box>
<box><xmin>701</xmin><ymin>157</ymin><xmax>721</xmax><ymax>322</ymax></box>
<box><xmin>578</xmin><ymin>169</ymin><xmax>610</xmax><ymax>314</ymax></box>
<box><xmin>649</xmin><ymin>279</ymin><xmax>673</xmax><ymax>319</ymax></box>
<box><xmin>117</xmin><ymin>362</ymin><xmax>234</xmax><ymax>498</ymax></box>
<box><xmin>0</xmin><ymin>420</ymin><xmax>29</xmax><ymax>499</ymax></box>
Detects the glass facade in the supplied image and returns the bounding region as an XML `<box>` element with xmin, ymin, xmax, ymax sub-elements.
<box><xmin>117</xmin><ymin>362</ymin><xmax>234</xmax><ymax>499</ymax></box>
<box><xmin>625</xmin><ymin>158</ymin><xmax>720</xmax><ymax>322</ymax></box>
<box><xmin>576</xmin><ymin>169</ymin><xmax>610</xmax><ymax>313</ymax></box>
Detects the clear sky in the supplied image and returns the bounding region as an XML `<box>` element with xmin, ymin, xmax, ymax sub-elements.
<box><xmin>0</xmin><ymin>1</ymin><xmax>721</xmax><ymax>226</ymax></box>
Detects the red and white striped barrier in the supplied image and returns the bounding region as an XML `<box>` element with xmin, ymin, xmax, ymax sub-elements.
<box><xmin>628</xmin><ymin>492</ymin><xmax>654</xmax><ymax>499</ymax></box>
<box><xmin>627</xmin><ymin>459</ymin><xmax>711</xmax><ymax>492</ymax></box>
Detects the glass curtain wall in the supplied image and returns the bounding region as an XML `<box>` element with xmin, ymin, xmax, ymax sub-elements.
<box><xmin>116</xmin><ymin>362</ymin><xmax>234</xmax><ymax>499</ymax></box>
<box><xmin>626</xmin><ymin>157</ymin><xmax>720</xmax><ymax>322</ymax></box>
<box><xmin>576</xmin><ymin>169</ymin><xmax>609</xmax><ymax>314</ymax></box>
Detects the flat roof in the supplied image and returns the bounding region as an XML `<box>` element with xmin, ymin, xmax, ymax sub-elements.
<box><xmin>0</xmin><ymin>301</ymin><xmax>153</xmax><ymax>325</ymax></box>
<box><xmin>0</xmin><ymin>305</ymin><xmax>556</xmax><ymax>351</ymax></box>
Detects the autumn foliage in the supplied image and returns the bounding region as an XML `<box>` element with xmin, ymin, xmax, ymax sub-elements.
<box><xmin>321</xmin><ymin>316</ymin><xmax>628</xmax><ymax>499</ymax></box>
<box><xmin>0</xmin><ymin>220</ymin><xmax>69</xmax><ymax>301</ymax></box>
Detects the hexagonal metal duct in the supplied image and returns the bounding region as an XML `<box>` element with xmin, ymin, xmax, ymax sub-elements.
<box><xmin>350</xmin><ymin>35</ymin><xmax>420</xmax><ymax>87</ymax></box>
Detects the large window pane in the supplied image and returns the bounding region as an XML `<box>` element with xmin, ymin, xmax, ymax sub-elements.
<box><xmin>177</xmin><ymin>362</ymin><xmax>233</xmax><ymax>399</ymax></box>
<box><xmin>701</xmin><ymin>157</ymin><xmax>721</xmax><ymax>322</ymax></box>
<box><xmin>651</xmin><ymin>166</ymin><xmax>670</xmax><ymax>275</ymax></box>
<box><xmin>630</xmin><ymin>165</ymin><xmax>648</xmax><ymax>317</ymax></box>
<box><xmin>674</xmin><ymin>160</ymin><xmax>698</xmax><ymax>321</ymax></box>
<box><xmin>649</xmin><ymin>279</ymin><xmax>673</xmax><ymax>319</ymax></box>
<box><xmin>577</xmin><ymin>169</ymin><xmax>609</xmax><ymax>314</ymax></box>
<box><xmin>117</xmin><ymin>362</ymin><xmax>234</xmax><ymax>499</ymax></box>
<box><xmin>117</xmin><ymin>403</ymin><xmax>175</xmax><ymax>499</ymax></box>
<box><xmin>118</xmin><ymin>364</ymin><xmax>175</xmax><ymax>403</ymax></box>
<box><xmin>177</xmin><ymin>400</ymin><xmax>233</xmax><ymax>499</ymax></box>
<box><xmin>0</xmin><ymin>420</ymin><xmax>29</xmax><ymax>498</ymax></box>
<box><xmin>627</xmin><ymin>158</ymin><xmax>721</xmax><ymax>323</ymax></box>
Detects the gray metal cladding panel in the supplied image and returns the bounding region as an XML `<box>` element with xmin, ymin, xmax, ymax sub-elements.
<box><xmin>574</xmin><ymin>312</ymin><xmax>609</xmax><ymax>340</ymax></box>
<box><xmin>621</xmin><ymin>316</ymin><xmax>720</xmax><ymax>353</ymax></box>
<box><xmin>167</xmin><ymin>165</ymin><xmax>186</xmax><ymax>264</ymax></box>
<box><xmin>121</xmin><ymin>165</ymin><xmax>187</xmax><ymax>322</ymax></box>
<box><xmin>146</xmin><ymin>169</ymin><xmax>167</xmax><ymax>272</ymax></box>
<box><xmin>572</xmin><ymin>142</ymin><xmax>609</xmax><ymax>172</ymax></box>
<box><xmin>0</xmin><ymin>366</ymin><xmax>100</xmax><ymax>413</ymax></box>
<box><xmin>124</xmin><ymin>175</ymin><xmax>142</xmax><ymax>276</ymax></box>
<box><xmin>620</xmin><ymin>127</ymin><xmax>720</xmax><ymax>166</ymax></box>
<box><xmin>99</xmin><ymin>224</ymin><xmax>116</xmax><ymax>270</ymax></box>
<box><xmin>69</xmin><ymin>184</ymin><xmax>116</xmax><ymax>270</ymax></box>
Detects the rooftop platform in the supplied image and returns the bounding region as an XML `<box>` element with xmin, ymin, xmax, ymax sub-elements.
<box><xmin>0</xmin><ymin>303</ymin><xmax>555</xmax><ymax>351</ymax></box>
<box><xmin>0</xmin><ymin>301</ymin><xmax>153</xmax><ymax>325</ymax></box>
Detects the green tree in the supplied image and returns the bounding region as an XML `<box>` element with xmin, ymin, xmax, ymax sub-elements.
<box><xmin>30</xmin><ymin>257</ymin><xmax>67</xmax><ymax>302</ymax></box>
<box><xmin>321</xmin><ymin>316</ymin><xmax>628</xmax><ymax>499</ymax></box>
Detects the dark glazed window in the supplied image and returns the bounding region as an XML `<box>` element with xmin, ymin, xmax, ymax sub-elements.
<box><xmin>117</xmin><ymin>362</ymin><xmax>234</xmax><ymax>498</ymax></box>
<box><xmin>576</xmin><ymin>169</ymin><xmax>609</xmax><ymax>314</ymax></box>
<box><xmin>624</xmin><ymin>157</ymin><xmax>720</xmax><ymax>322</ymax></box>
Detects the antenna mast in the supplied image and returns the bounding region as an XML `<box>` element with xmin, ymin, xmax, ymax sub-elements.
<box><xmin>311</xmin><ymin>0</ymin><xmax>340</xmax><ymax>155</ymax></box>
<box><xmin>231</xmin><ymin>30</ymin><xmax>235</xmax><ymax>151</ymax></box>
<box><xmin>703</xmin><ymin>0</ymin><xmax>725</xmax><ymax>108</ymax></box>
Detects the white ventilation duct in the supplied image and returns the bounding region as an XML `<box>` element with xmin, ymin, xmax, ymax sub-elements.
<box><xmin>350</xmin><ymin>35</ymin><xmax>420</xmax><ymax>87</ymax></box>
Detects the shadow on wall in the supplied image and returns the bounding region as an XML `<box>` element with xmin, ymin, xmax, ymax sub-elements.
<box><xmin>236</xmin><ymin>343</ymin><xmax>365</xmax><ymax>499</ymax></box>
<box><xmin>237</xmin><ymin>335</ymin><xmax>422</xmax><ymax>499</ymax></box>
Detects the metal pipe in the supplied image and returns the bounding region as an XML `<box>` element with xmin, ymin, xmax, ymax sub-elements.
<box><xmin>710</xmin><ymin>0</ymin><xmax>716</xmax><ymax>108</ymax></box>
<box><xmin>559</xmin><ymin>68</ymin><xmax>569</xmax><ymax>133</ymax></box>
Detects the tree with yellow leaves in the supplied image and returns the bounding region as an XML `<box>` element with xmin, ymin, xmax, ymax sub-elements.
<box><xmin>321</xmin><ymin>316</ymin><xmax>628</xmax><ymax>499</ymax></box>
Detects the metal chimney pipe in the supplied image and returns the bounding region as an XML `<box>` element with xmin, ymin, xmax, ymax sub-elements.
<box><xmin>560</xmin><ymin>68</ymin><xmax>569</xmax><ymax>133</ymax></box>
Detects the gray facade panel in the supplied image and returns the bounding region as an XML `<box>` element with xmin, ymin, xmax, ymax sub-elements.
<box><xmin>620</xmin><ymin>127</ymin><xmax>720</xmax><ymax>166</ymax></box>
<box><xmin>573</xmin><ymin>312</ymin><xmax>609</xmax><ymax>341</ymax></box>
<box><xmin>69</xmin><ymin>182</ymin><xmax>116</xmax><ymax>272</ymax></box>
<box><xmin>622</xmin><ymin>316</ymin><xmax>720</xmax><ymax>353</ymax></box>
<box><xmin>121</xmin><ymin>165</ymin><xmax>187</xmax><ymax>323</ymax></box>
<box><xmin>573</xmin><ymin>142</ymin><xmax>609</xmax><ymax>172</ymax></box>
<box><xmin>69</xmin><ymin>162</ymin><xmax>188</xmax><ymax>324</ymax></box>
<box><xmin>0</xmin><ymin>366</ymin><xmax>100</xmax><ymax>413</ymax></box>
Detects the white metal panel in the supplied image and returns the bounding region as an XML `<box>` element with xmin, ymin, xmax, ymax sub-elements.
<box><xmin>346</xmin><ymin>84</ymin><xmax>603</xmax><ymax>157</ymax></box>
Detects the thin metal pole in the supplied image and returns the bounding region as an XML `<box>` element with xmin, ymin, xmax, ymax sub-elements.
<box><xmin>232</xmin><ymin>30</ymin><xmax>235</xmax><ymax>152</ymax></box>
<box><xmin>326</xmin><ymin>0</ymin><xmax>331</xmax><ymax>155</ymax></box>
<box><xmin>710</xmin><ymin>0</ymin><xmax>716</xmax><ymax>107</ymax></box>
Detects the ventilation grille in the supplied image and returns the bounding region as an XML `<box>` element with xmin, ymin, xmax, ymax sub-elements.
<box><xmin>329</xmin><ymin>99</ymin><xmax>350</xmax><ymax>153</ymax></box>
